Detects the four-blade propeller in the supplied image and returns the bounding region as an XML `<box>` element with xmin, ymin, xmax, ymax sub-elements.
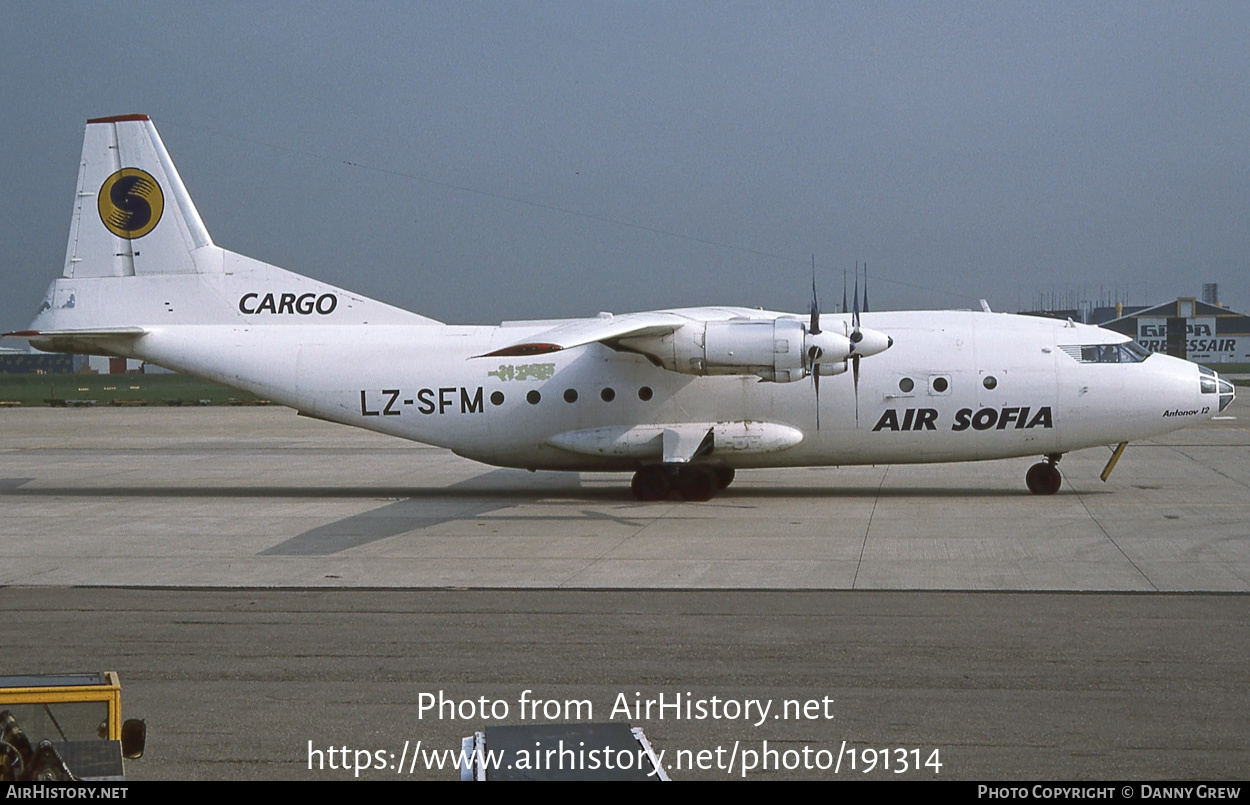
<box><xmin>804</xmin><ymin>260</ymin><xmax>892</xmax><ymax>428</ymax></box>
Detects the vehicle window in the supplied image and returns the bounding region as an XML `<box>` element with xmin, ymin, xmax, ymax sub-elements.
<box><xmin>3</xmin><ymin>702</ymin><xmax>109</xmax><ymax>744</ymax></box>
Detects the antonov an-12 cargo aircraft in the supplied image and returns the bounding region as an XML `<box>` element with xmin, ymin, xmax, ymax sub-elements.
<box><xmin>7</xmin><ymin>115</ymin><xmax>1236</xmax><ymax>500</ymax></box>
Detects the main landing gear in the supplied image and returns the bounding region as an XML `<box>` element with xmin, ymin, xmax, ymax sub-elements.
<box><xmin>1025</xmin><ymin>453</ymin><xmax>1064</xmax><ymax>495</ymax></box>
<box><xmin>631</xmin><ymin>465</ymin><xmax>735</xmax><ymax>501</ymax></box>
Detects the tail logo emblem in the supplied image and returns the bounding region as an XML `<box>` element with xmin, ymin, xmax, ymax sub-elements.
<box><xmin>98</xmin><ymin>168</ymin><xmax>164</xmax><ymax>239</ymax></box>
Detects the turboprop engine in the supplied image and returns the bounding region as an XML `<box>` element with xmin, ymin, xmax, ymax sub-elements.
<box><xmin>617</xmin><ymin>319</ymin><xmax>890</xmax><ymax>382</ymax></box>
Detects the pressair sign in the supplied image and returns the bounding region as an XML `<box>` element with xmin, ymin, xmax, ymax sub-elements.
<box><xmin>1137</xmin><ymin>317</ymin><xmax>1249</xmax><ymax>361</ymax></box>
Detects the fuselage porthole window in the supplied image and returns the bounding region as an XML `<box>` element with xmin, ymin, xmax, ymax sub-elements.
<box><xmin>526</xmin><ymin>390</ymin><xmax>541</xmax><ymax>405</ymax></box>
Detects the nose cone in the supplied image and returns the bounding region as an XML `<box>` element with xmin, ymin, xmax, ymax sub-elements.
<box><xmin>850</xmin><ymin>327</ymin><xmax>892</xmax><ymax>358</ymax></box>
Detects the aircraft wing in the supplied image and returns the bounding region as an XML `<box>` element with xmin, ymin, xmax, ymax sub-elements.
<box><xmin>478</xmin><ymin>311</ymin><xmax>690</xmax><ymax>357</ymax></box>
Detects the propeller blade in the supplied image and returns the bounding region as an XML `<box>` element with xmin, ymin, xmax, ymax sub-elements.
<box><xmin>809</xmin><ymin>257</ymin><xmax>822</xmax><ymax>429</ymax></box>
<box><xmin>851</xmin><ymin>269</ymin><xmax>862</xmax><ymax>343</ymax></box>
<box><xmin>863</xmin><ymin>262</ymin><xmax>869</xmax><ymax>314</ymax></box>
<box><xmin>809</xmin><ymin>257</ymin><xmax>821</xmax><ymax>335</ymax></box>
<box><xmin>842</xmin><ymin>267</ymin><xmax>848</xmax><ymax>315</ymax></box>
<box><xmin>814</xmin><ymin>367</ymin><xmax>820</xmax><ymax>430</ymax></box>
<box><xmin>853</xmin><ymin>354</ymin><xmax>861</xmax><ymax>425</ymax></box>
<box><xmin>806</xmin><ymin>262</ymin><xmax>823</xmax><ymax>369</ymax></box>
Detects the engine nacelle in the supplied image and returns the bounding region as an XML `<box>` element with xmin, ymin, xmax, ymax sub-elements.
<box><xmin>620</xmin><ymin>319</ymin><xmax>823</xmax><ymax>382</ymax></box>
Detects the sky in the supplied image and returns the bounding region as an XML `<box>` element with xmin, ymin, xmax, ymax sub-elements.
<box><xmin>3</xmin><ymin>1</ymin><xmax>1249</xmax><ymax>340</ymax></box>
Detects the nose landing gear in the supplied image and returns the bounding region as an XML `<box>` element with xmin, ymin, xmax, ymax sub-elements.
<box><xmin>1025</xmin><ymin>453</ymin><xmax>1064</xmax><ymax>495</ymax></box>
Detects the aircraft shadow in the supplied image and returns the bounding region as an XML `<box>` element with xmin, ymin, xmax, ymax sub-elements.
<box><xmin>4</xmin><ymin>470</ymin><xmax>1104</xmax><ymax>557</ymax></box>
<box><xmin>0</xmin><ymin>478</ymin><xmax>1095</xmax><ymax>502</ymax></box>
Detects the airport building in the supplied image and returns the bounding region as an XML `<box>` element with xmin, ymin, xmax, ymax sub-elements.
<box><xmin>0</xmin><ymin>347</ymin><xmax>144</xmax><ymax>375</ymax></box>
<box><xmin>1021</xmin><ymin>285</ymin><xmax>1250</xmax><ymax>365</ymax></box>
<box><xmin>1102</xmin><ymin>298</ymin><xmax>1250</xmax><ymax>364</ymax></box>
<box><xmin>0</xmin><ymin>351</ymin><xmax>86</xmax><ymax>374</ymax></box>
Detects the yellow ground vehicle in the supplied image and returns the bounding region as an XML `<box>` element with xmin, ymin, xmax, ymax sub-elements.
<box><xmin>0</xmin><ymin>672</ymin><xmax>145</xmax><ymax>781</ymax></box>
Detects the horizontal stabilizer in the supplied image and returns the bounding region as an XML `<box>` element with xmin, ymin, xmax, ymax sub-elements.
<box><xmin>4</xmin><ymin>327</ymin><xmax>146</xmax><ymax>357</ymax></box>
<box><xmin>6</xmin><ymin>327</ymin><xmax>146</xmax><ymax>338</ymax></box>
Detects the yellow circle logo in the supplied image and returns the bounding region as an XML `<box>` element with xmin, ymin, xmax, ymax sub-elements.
<box><xmin>98</xmin><ymin>168</ymin><xmax>164</xmax><ymax>239</ymax></box>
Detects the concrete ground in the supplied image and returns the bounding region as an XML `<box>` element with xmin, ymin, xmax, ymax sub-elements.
<box><xmin>2</xmin><ymin>405</ymin><xmax>1248</xmax><ymax>591</ymax></box>
<box><xmin>1</xmin><ymin>404</ymin><xmax>1247</xmax><ymax>779</ymax></box>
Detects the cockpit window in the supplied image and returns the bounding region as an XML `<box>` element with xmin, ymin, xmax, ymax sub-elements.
<box><xmin>1219</xmin><ymin>377</ymin><xmax>1235</xmax><ymax>412</ymax></box>
<box><xmin>1080</xmin><ymin>345</ymin><xmax>1120</xmax><ymax>363</ymax></box>
<box><xmin>1061</xmin><ymin>343</ymin><xmax>1149</xmax><ymax>364</ymax></box>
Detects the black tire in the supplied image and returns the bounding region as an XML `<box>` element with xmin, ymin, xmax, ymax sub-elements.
<box><xmin>1025</xmin><ymin>462</ymin><xmax>1062</xmax><ymax>495</ymax></box>
<box><xmin>713</xmin><ymin>467</ymin><xmax>735</xmax><ymax>490</ymax></box>
<box><xmin>631</xmin><ymin>466</ymin><xmax>671</xmax><ymax>501</ymax></box>
<box><xmin>676</xmin><ymin>466</ymin><xmax>717</xmax><ymax>501</ymax></box>
<box><xmin>0</xmin><ymin>712</ymin><xmax>31</xmax><ymax>782</ymax></box>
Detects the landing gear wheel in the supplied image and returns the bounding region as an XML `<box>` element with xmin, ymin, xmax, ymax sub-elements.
<box><xmin>631</xmin><ymin>466</ymin><xmax>671</xmax><ymax>501</ymax></box>
<box><xmin>675</xmin><ymin>466</ymin><xmax>717</xmax><ymax>501</ymax></box>
<box><xmin>0</xmin><ymin>713</ymin><xmax>31</xmax><ymax>782</ymax></box>
<box><xmin>1025</xmin><ymin>462</ymin><xmax>1062</xmax><ymax>495</ymax></box>
<box><xmin>0</xmin><ymin>741</ymin><xmax>23</xmax><ymax>782</ymax></box>
<box><xmin>712</xmin><ymin>467</ymin><xmax>735</xmax><ymax>490</ymax></box>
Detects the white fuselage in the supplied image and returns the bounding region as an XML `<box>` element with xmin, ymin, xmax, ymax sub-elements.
<box><xmin>109</xmin><ymin>308</ymin><xmax>1209</xmax><ymax>473</ymax></box>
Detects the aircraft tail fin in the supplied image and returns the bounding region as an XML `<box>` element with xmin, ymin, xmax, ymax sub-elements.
<box><xmin>19</xmin><ymin>115</ymin><xmax>439</xmax><ymax>338</ymax></box>
<box><xmin>66</xmin><ymin>114</ymin><xmax>212</xmax><ymax>279</ymax></box>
